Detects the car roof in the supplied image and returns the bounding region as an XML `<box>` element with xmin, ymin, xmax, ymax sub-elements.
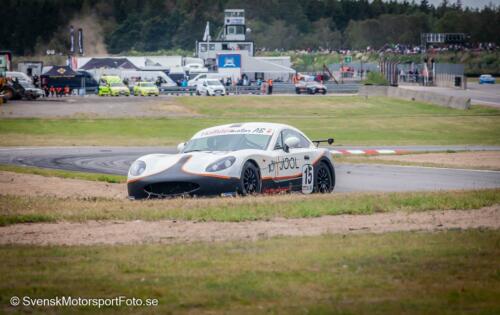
<box><xmin>191</xmin><ymin>122</ymin><xmax>299</xmax><ymax>139</ymax></box>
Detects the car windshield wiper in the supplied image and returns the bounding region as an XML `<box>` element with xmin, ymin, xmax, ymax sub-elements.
<box><xmin>183</xmin><ymin>149</ymin><xmax>202</xmax><ymax>153</ymax></box>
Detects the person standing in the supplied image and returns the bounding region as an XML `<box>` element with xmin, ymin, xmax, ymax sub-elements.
<box><xmin>267</xmin><ymin>79</ymin><xmax>273</xmax><ymax>95</ymax></box>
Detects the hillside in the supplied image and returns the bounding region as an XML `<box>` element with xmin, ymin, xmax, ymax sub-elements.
<box><xmin>1</xmin><ymin>0</ymin><xmax>499</xmax><ymax>56</ymax></box>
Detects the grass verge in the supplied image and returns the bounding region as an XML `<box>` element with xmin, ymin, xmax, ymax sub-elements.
<box><xmin>0</xmin><ymin>164</ymin><xmax>126</xmax><ymax>183</ymax></box>
<box><xmin>335</xmin><ymin>151</ymin><xmax>500</xmax><ymax>171</ymax></box>
<box><xmin>0</xmin><ymin>96</ymin><xmax>499</xmax><ymax>146</ymax></box>
<box><xmin>1</xmin><ymin>189</ymin><xmax>498</xmax><ymax>226</ymax></box>
<box><xmin>1</xmin><ymin>230</ymin><xmax>499</xmax><ymax>314</ymax></box>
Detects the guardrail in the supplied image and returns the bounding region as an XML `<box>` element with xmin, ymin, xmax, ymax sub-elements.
<box><xmin>160</xmin><ymin>83</ymin><xmax>361</xmax><ymax>95</ymax></box>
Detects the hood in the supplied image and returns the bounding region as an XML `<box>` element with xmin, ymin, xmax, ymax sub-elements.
<box><xmin>128</xmin><ymin>151</ymin><xmax>234</xmax><ymax>179</ymax></box>
<box><xmin>111</xmin><ymin>86</ymin><xmax>128</xmax><ymax>91</ymax></box>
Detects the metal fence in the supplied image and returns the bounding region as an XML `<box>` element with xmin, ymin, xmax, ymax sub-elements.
<box><xmin>160</xmin><ymin>83</ymin><xmax>360</xmax><ymax>95</ymax></box>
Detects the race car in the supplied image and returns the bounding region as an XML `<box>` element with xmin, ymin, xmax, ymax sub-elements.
<box><xmin>295</xmin><ymin>81</ymin><xmax>327</xmax><ymax>94</ymax></box>
<box><xmin>133</xmin><ymin>82</ymin><xmax>160</xmax><ymax>96</ymax></box>
<box><xmin>479</xmin><ymin>74</ymin><xmax>495</xmax><ymax>84</ymax></box>
<box><xmin>127</xmin><ymin>122</ymin><xmax>335</xmax><ymax>199</ymax></box>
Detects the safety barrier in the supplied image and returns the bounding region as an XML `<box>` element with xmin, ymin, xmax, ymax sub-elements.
<box><xmin>159</xmin><ymin>83</ymin><xmax>360</xmax><ymax>95</ymax></box>
<box><xmin>359</xmin><ymin>85</ymin><xmax>470</xmax><ymax>110</ymax></box>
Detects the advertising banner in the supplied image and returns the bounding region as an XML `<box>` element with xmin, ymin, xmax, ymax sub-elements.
<box><xmin>217</xmin><ymin>54</ymin><xmax>241</xmax><ymax>69</ymax></box>
<box><xmin>78</xmin><ymin>28</ymin><xmax>84</xmax><ymax>55</ymax></box>
<box><xmin>70</xmin><ymin>25</ymin><xmax>75</xmax><ymax>53</ymax></box>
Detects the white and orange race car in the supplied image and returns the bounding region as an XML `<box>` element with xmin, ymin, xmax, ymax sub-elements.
<box><xmin>127</xmin><ymin>122</ymin><xmax>335</xmax><ymax>199</ymax></box>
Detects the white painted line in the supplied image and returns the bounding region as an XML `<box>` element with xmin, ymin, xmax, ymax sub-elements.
<box><xmin>330</xmin><ymin>150</ymin><xmax>343</xmax><ymax>155</ymax></box>
<box><xmin>346</xmin><ymin>150</ymin><xmax>365</xmax><ymax>155</ymax></box>
<box><xmin>376</xmin><ymin>149</ymin><xmax>397</xmax><ymax>154</ymax></box>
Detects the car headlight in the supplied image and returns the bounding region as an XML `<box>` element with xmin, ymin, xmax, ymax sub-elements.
<box><xmin>129</xmin><ymin>160</ymin><xmax>146</xmax><ymax>176</ymax></box>
<box><xmin>206</xmin><ymin>156</ymin><xmax>236</xmax><ymax>172</ymax></box>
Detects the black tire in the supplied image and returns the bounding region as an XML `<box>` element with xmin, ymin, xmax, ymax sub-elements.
<box><xmin>314</xmin><ymin>162</ymin><xmax>334</xmax><ymax>193</ymax></box>
<box><xmin>206</xmin><ymin>91</ymin><xmax>209</xmax><ymax>96</ymax></box>
<box><xmin>321</xmin><ymin>90</ymin><xmax>326</xmax><ymax>95</ymax></box>
<box><xmin>2</xmin><ymin>87</ymin><xmax>14</xmax><ymax>100</ymax></box>
<box><xmin>296</xmin><ymin>88</ymin><xmax>301</xmax><ymax>94</ymax></box>
<box><xmin>240</xmin><ymin>161</ymin><xmax>261</xmax><ymax>195</ymax></box>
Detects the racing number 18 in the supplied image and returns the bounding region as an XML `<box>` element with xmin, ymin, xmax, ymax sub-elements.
<box><xmin>302</xmin><ymin>164</ymin><xmax>313</xmax><ymax>194</ymax></box>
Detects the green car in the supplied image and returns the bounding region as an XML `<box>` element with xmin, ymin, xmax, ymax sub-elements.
<box><xmin>133</xmin><ymin>82</ymin><xmax>160</xmax><ymax>96</ymax></box>
<box><xmin>98</xmin><ymin>76</ymin><xmax>130</xmax><ymax>96</ymax></box>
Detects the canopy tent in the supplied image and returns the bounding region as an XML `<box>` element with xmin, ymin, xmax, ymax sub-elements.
<box><xmin>79</xmin><ymin>58</ymin><xmax>138</xmax><ymax>70</ymax></box>
<box><xmin>42</xmin><ymin>65</ymin><xmax>77</xmax><ymax>77</ymax></box>
<box><xmin>242</xmin><ymin>56</ymin><xmax>295</xmax><ymax>73</ymax></box>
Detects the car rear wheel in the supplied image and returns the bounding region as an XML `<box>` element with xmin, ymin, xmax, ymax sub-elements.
<box><xmin>314</xmin><ymin>162</ymin><xmax>334</xmax><ymax>193</ymax></box>
<box><xmin>240</xmin><ymin>161</ymin><xmax>261</xmax><ymax>195</ymax></box>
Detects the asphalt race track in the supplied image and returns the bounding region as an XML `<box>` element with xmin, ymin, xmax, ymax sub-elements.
<box><xmin>1</xmin><ymin>146</ymin><xmax>500</xmax><ymax>193</ymax></box>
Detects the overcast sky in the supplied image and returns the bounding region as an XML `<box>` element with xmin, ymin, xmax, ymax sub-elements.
<box><xmin>391</xmin><ymin>0</ymin><xmax>500</xmax><ymax>9</ymax></box>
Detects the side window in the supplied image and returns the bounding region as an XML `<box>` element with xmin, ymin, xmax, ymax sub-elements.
<box><xmin>282</xmin><ymin>129</ymin><xmax>311</xmax><ymax>149</ymax></box>
<box><xmin>274</xmin><ymin>132</ymin><xmax>283</xmax><ymax>150</ymax></box>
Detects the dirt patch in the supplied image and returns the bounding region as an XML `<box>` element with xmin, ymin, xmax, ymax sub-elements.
<box><xmin>1</xmin><ymin>206</ymin><xmax>497</xmax><ymax>246</ymax></box>
<box><xmin>0</xmin><ymin>171</ymin><xmax>125</xmax><ymax>199</ymax></box>
<box><xmin>373</xmin><ymin>151</ymin><xmax>500</xmax><ymax>170</ymax></box>
<box><xmin>0</xmin><ymin>96</ymin><xmax>199</xmax><ymax>118</ymax></box>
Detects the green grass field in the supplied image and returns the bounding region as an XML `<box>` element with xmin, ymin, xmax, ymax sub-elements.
<box><xmin>2</xmin><ymin>230</ymin><xmax>499</xmax><ymax>314</ymax></box>
<box><xmin>0</xmin><ymin>164</ymin><xmax>125</xmax><ymax>183</ymax></box>
<box><xmin>1</xmin><ymin>189</ymin><xmax>498</xmax><ymax>226</ymax></box>
<box><xmin>0</xmin><ymin>96</ymin><xmax>499</xmax><ymax>146</ymax></box>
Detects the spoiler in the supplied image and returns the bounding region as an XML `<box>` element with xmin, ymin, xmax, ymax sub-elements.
<box><xmin>312</xmin><ymin>138</ymin><xmax>334</xmax><ymax>147</ymax></box>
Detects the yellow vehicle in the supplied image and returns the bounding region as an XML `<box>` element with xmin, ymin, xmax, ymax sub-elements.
<box><xmin>98</xmin><ymin>75</ymin><xmax>130</xmax><ymax>96</ymax></box>
<box><xmin>133</xmin><ymin>82</ymin><xmax>159</xmax><ymax>96</ymax></box>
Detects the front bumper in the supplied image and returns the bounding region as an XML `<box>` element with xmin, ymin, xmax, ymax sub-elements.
<box><xmin>127</xmin><ymin>156</ymin><xmax>240</xmax><ymax>199</ymax></box>
<box><xmin>208</xmin><ymin>89</ymin><xmax>225</xmax><ymax>96</ymax></box>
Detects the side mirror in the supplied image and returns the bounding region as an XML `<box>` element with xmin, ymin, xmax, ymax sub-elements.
<box><xmin>284</xmin><ymin>136</ymin><xmax>300</xmax><ymax>150</ymax></box>
<box><xmin>328</xmin><ymin>138</ymin><xmax>334</xmax><ymax>145</ymax></box>
<box><xmin>177</xmin><ymin>142</ymin><xmax>185</xmax><ymax>152</ymax></box>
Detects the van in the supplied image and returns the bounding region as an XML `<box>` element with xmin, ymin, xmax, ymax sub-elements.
<box><xmin>188</xmin><ymin>73</ymin><xmax>226</xmax><ymax>86</ymax></box>
<box><xmin>6</xmin><ymin>71</ymin><xmax>32</xmax><ymax>83</ymax></box>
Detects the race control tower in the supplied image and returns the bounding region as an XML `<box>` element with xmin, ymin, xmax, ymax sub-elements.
<box><xmin>196</xmin><ymin>9</ymin><xmax>254</xmax><ymax>64</ymax></box>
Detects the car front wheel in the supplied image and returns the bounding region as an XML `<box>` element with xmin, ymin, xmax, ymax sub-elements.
<box><xmin>240</xmin><ymin>161</ymin><xmax>261</xmax><ymax>195</ymax></box>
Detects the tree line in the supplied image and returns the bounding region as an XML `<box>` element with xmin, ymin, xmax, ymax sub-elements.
<box><xmin>1</xmin><ymin>0</ymin><xmax>499</xmax><ymax>55</ymax></box>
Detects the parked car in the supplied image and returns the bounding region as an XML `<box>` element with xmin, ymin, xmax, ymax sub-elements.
<box><xmin>479</xmin><ymin>74</ymin><xmax>495</xmax><ymax>84</ymax></box>
<box><xmin>127</xmin><ymin>122</ymin><xmax>335</xmax><ymax>199</ymax></box>
<box><xmin>133</xmin><ymin>82</ymin><xmax>160</xmax><ymax>96</ymax></box>
<box><xmin>19</xmin><ymin>81</ymin><xmax>44</xmax><ymax>100</ymax></box>
<box><xmin>184</xmin><ymin>63</ymin><xmax>208</xmax><ymax>73</ymax></box>
<box><xmin>295</xmin><ymin>81</ymin><xmax>327</xmax><ymax>94</ymax></box>
<box><xmin>196</xmin><ymin>79</ymin><xmax>226</xmax><ymax>96</ymax></box>
<box><xmin>98</xmin><ymin>76</ymin><xmax>130</xmax><ymax>96</ymax></box>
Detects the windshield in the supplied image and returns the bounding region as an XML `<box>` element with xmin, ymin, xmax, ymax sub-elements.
<box><xmin>184</xmin><ymin>134</ymin><xmax>271</xmax><ymax>152</ymax></box>
<box><xmin>206</xmin><ymin>80</ymin><xmax>222</xmax><ymax>86</ymax></box>
<box><xmin>110</xmin><ymin>82</ymin><xmax>125</xmax><ymax>87</ymax></box>
<box><xmin>140</xmin><ymin>82</ymin><xmax>155</xmax><ymax>87</ymax></box>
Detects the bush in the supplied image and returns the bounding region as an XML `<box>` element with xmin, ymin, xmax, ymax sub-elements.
<box><xmin>363</xmin><ymin>72</ymin><xmax>389</xmax><ymax>86</ymax></box>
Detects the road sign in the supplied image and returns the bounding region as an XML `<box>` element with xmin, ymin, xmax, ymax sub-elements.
<box><xmin>344</xmin><ymin>56</ymin><xmax>352</xmax><ymax>64</ymax></box>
